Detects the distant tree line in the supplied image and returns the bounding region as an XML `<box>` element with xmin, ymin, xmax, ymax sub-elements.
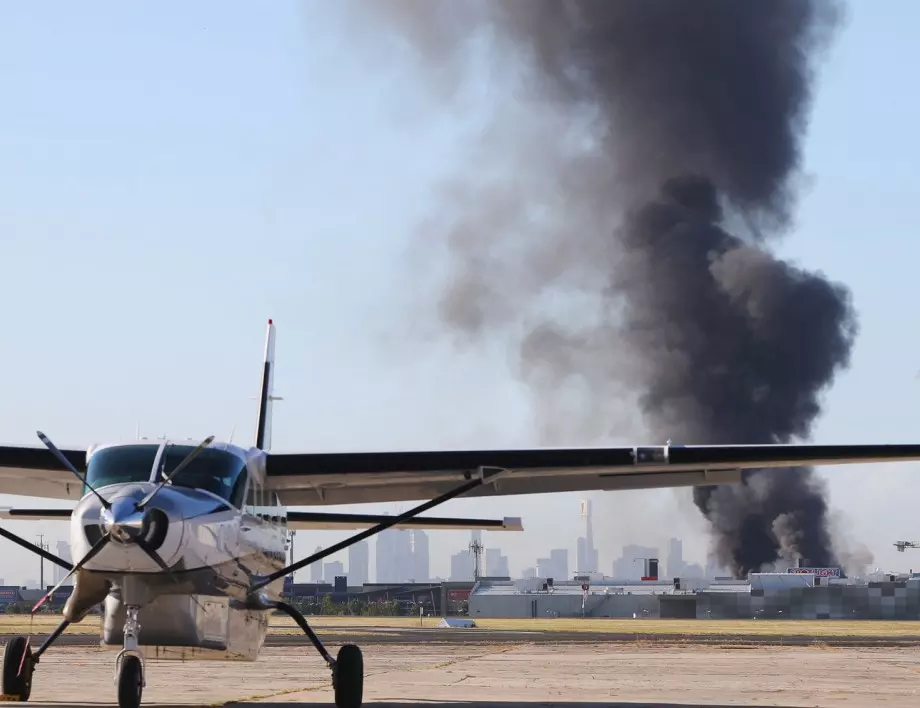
<box><xmin>284</xmin><ymin>595</ymin><xmax>402</xmax><ymax>616</ymax></box>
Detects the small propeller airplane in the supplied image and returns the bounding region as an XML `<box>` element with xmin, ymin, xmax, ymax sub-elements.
<box><xmin>3</xmin><ymin>319</ymin><xmax>920</xmax><ymax>708</ymax></box>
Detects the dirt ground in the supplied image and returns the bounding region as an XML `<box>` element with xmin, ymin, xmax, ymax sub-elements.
<box><xmin>5</xmin><ymin>641</ymin><xmax>920</xmax><ymax>707</ymax></box>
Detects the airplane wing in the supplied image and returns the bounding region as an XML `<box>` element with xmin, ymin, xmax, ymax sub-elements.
<box><xmin>265</xmin><ymin>443</ymin><xmax>920</xmax><ymax>506</ymax></box>
<box><xmin>5</xmin><ymin>441</ymin><xmax>920</xmax><ymax>506</ymax></box>
<box><xmin>0</xmin><ymin>445</ymin><xmax>86</xmax><ymax>500</ymax></box>
<box><xmin>286</xmin><ymin>511</ymin><xmax>522</xmax><ymax>531</ymax></box>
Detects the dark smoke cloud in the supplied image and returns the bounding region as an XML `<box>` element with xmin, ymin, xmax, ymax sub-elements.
<box><xmin>349</xmin><ymin>0</ymin><xmax>854</xmax><ymax>576</ymax></box>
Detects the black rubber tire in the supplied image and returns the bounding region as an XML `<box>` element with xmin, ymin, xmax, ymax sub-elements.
<box><xmin>117</xmin><ymin>655</ymin><xmax>143</xmax><ymax>708</ymax></box>
<box><xmin>2</xmin><ymin>636</ymin><xmax>33</xmax><ymax>701</ymax></box>
<box><xmin>333</xmin><ymin>644</ymin><xmax>363</xmax><ymax>708</ymax></box>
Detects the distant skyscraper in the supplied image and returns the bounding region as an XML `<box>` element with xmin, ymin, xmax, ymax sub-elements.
<box><xmin>551</xmin><ymin>548</ymin><xmax>568</xmax><ymax>580</ymax></box>
<box><xmin>410</xmin><ymin>530</ymin><xmax>429</xmax><ymax>583</ymax></box>
<box><xmin>536</xmin><ymin>549</ymin><xmax>569</xmax><ymax>581</ymax></box>
<box><xmin>613</xmin><ymin>544</ymin><xmax>658</xmax><ymax>579</ymax></box>
<box><xmin>485</xmin><ymin>548</ymin><xmax>509</xmax><ymax>577</ymax></box>
<box><xmin>310</xmin><ymin>546</ymin><xmax>323</xmax><ymax>582</ymax></box>
<box><xmin>376</xmin><ymin>527</ymin><xmax>413</xmax><ymax>583</ymax></box>
<box><xmin>54</xmin><ymin>541</ymin><xmax>72</xmax><ymax>585</ymax></box>
<box><xmin>521</xmin><ymin>567</ymin><xmax>536</xmax><ymax>580</ymax></box>
<box><xmin>576</xmin><ymin>499</ymin><xmax>599</xmax><ymax>573</ymax></box>
<box><xmin>667</xmin><ymin>537</ymin><xmax>685</xmax><ymax>578</ymax></box>
<box><xmin>450</xmin><ymin>550</ymin><xmax>474</xmax><ymax>581</ymax></box>
<box><xmin>324</xmin><ymin>560</ymin><xmax>344</xmax><ymax>581</ymax></box>
<box><xmin>348</xmin><ymin>540</ymin><xmax>369</xmax><ymax>586</ymax></box>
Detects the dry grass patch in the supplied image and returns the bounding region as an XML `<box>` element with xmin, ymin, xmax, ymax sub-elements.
<box><xmin>3</xmin><ymin>614</ymin><xmax>918</xmax><ymax>639</ymax></box>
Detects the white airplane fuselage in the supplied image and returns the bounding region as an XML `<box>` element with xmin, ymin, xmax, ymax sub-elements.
<box><xmin>64</xmin><ymin>438</ymin><xmax>289</xmax><ymax>662</ymax></box>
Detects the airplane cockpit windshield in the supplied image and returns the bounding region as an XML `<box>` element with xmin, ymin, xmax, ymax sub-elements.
<box><xmin>84</xmin><ymin>444</ymin><xmax>161</xmax><ymax>493</ymax></box>
<box><xmin>157</xmin><ymin>445</ymin><xmax>248</xmax><ymax>508</ymax></box>
<box><xmin>83</xmin><ymin>443</ymin><xmax>248</xmax><ymax>508</ymax></box>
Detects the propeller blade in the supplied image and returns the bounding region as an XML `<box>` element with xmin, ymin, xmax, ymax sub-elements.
<box><xmin>137</xmin><ymin>435</ymin><xmax>215</xmax><ymax>510</ymax></box>
<box><xmin>31</xmin><ymin>533</ymin><xmax>110</xmax><ymax>614</ymax></box>
<box><xmin>134</xmin><ymin>536</ymin><xmax>172</xmax><ymax>574</ymax></box>
<box><xmin>135</xmin><ymin>530</ymin><xmax>195</xmax><ymax>600</ymax></box>
<box><xmin>36</xmin><ymin>431</ymin><xmax>111</xmax><ymax>510</ymax></box>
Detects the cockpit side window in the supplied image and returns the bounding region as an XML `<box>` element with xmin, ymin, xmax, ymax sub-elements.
<box><xmin>229</xmin><ymin>468</ymin><xmax>248</xmax><ymax>510</ymax></box>
<box><xmin>245</xmin><ymin>471</ymin><xmax>262</xmax><ymax>519</ymax></box>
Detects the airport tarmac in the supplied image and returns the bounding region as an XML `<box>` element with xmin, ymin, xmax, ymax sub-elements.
<box><xmin>34</xmin><ymin>626</ymin><xmax>920</xmax><ymax>647</ymax></box>
<box><xmin>2</xmin><ymin>640</ymin><xmax>919</xmax><ymax>707</ymax></box>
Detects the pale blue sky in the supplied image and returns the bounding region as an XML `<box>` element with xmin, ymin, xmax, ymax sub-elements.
<box><xmin>1</xmin><ymin>2</ymin><xmax>919</xmax><ymax>585</ymax></box>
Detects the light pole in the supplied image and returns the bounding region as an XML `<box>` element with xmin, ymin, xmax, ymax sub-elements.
<box><xmin>289</xmin><ymin>530</ymin><xmax>296</xmax><ymax>577</ymax></box>
<box><xmin>36</xmin><ymin>534</ymin><xmax>48</xmax><ymax>590</ymax></box>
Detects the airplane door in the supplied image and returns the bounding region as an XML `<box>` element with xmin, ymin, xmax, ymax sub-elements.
<box><xmin>239</xmin><ymin>473</ymin><xmax>262</xmax><ymax>555</ymax></box>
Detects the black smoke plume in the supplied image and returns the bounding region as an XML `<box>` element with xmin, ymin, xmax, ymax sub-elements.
<box><xmin>350</xmin><ymin>0</ymin><xmax>855</xmax><ymax>576</ymax></box>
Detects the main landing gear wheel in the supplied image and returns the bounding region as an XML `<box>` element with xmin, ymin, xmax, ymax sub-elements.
<box><xmin>2</xmin><ymin>636</ymin><xmax>34</xmax><ymax>702</ymax></box>
<box><xmin>117</xmin><ymin>655</ymin><xmax>144</xmax><ymax>708</ymax></box>
<box><xmin>333</xmin><ymin>644</ymin><xmax>363</xmax><ymax>708</ymax></box>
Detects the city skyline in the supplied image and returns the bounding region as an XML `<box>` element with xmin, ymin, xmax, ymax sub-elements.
<box><xmin>0</xmin><ymin>497</ymin><xmax>880</xmax><ymax>591</ymax></box>
<box><xmin>289</xmin><ymin>499</ymin><xmax>738</xmax><ymax>587</ymax></box>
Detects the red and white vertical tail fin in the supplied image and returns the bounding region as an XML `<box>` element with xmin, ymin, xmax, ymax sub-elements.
<box><xmin>255</xmin><ymin>318</ymin><xmax>281</xmax><ymax>451</ymax></box>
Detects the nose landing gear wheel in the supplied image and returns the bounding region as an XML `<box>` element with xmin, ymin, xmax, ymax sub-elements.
<box><xmin>117</xmin><ymin>654</ymin><xmax>144</xmax><ymax>708</ymax></box>
<box><xmin>333</xmin><ymin>644</ymin><xmax>363</xmax><ymax>708</ymax></box>
<box><xmin>2</xmin><ymin>636</ymin><xmax>34</xmax><ymax>702</ymax></box>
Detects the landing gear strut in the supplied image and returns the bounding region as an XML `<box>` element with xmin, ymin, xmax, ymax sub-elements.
<box><xmin>114</xmin><ymin>605</ymin><xmax>145</xmax><ymax>708</ymax></box>
<box><xmin>271</xmin><ymin>600</ymin><xmax>364</xmax><ymax>708</ymax></box>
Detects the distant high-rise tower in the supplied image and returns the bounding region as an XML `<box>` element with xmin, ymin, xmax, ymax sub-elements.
<box><xmin>410</xmin><ymin>530</ymin><xmax>430</xmax><ymax>583</ymax></box>
<box><xmin>324</xmin><ymin>561</ymin><xmax>344</xmax><ymax>581</ymax></box>
<box><xmin>485</xmin><ymin>548</ymin><xmax>509</xmax><ymax>577</ymax></box>
<box><xmin>667</xmin><ymin>537</ymin><xmax>685</xmax><ymax>578</ymax></box>
<box><xmin>54</xmin><ymin>541</ymin><xmax>72</xmax><ymax>586</ymax></box>
<box><xmin>310</xmin><ymin>546</ymin><xmax>324</xmax><ymax>582</ymax></box>
<box><xmin>376</xmin><ymin>527</ymin><xmax>413</xmax><ymax>583</ymax></box>
<box><xmin>348</xmin><ymin>540</ymin><xmax>369</xmax><ymax>586</ymax></box>
<box><xmin>576</xmin><ymin>499</ymin><xmax>599</xmax><ymax>573</ymax></box>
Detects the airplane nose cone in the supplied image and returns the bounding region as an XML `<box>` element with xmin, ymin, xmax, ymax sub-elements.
<box><xmin>101</xmin><ymin>497</ymin><xmax>146</xmax><ymax>543</ymax></box>
<box><xmin>100</xmin><ymin>496</ymin><xmax>169</xmax><ymax>549</ymax></box>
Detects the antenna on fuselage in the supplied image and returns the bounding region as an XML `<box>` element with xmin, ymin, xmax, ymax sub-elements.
<box><xmin>229</xmin><ymin>424</ymin><xmax>236</xmax><ymax>444</ymax></box>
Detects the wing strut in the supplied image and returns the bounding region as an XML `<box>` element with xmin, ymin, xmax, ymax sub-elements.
<box><xmin>0</xmin><ymin>525</ymin><xmax>73</xmax><ymax>571</ymax></box>
<box><xmin>250</xmin><ymin>465</ymin><xmax>510</xmax><ymax>592</ymax></box>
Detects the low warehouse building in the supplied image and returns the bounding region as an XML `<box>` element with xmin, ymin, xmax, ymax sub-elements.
<box><xmin>469</xmin><ymin>573</ymin><xmax>920</xmax><ymax>621</ymax></box>
<box><xmin>470</xmin><ymin>578</ymin><xmax>678</xmax><ymax>619</ymax></box>
<box><xmin>698</xmin><ymin>573</ymin><xmax>920</xmax><ymax>620</ymax></box>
